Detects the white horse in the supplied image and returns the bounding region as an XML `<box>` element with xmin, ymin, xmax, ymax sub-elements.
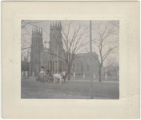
<box><xmin>53</xmin><ymin>73</ymin><xmax>64</xmax><ymax>84</ymax></box>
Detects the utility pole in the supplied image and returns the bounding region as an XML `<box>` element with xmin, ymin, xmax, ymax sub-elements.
<box><xmin>57</xmin><ymin>46</ymin><xmax>59</xmax><ymax>73</ymax></box>
<box><xmin>89</xmin><ymin>20</ymin><xmax>94</xmax><ymax>99</ymax></box>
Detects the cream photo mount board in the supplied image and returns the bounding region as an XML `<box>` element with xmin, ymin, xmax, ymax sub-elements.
<box><xmin>2</xmin><ymin>1</ymin><xmax>140</xmax><ymax>119</ymax></box>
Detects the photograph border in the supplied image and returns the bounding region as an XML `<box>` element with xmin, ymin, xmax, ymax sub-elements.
<box><xmin>2</xmin><ymin>1</ymin><xmax>140</xmax><ymax>118</ymax></box>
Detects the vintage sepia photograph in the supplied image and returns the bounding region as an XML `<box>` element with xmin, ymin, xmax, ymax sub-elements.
<box><xmin>21</xmin><ymin>20</ymin><xmax>119</xmax><ymax>99</ymax></box>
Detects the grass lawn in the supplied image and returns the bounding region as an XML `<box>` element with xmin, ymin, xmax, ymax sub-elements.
<box><xmin>21</xmin><ymin>78</ymin><xmax>119</xmax><ymax>99</ymax></box>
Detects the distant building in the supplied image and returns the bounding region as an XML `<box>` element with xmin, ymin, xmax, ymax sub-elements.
<box><xmin>72</xmin><ymin>53</ymin><xmax>99</xmax><ymax>79</ymax></box>
<box><xmin>30</xmin><ymin>22</ymin><xmax>99</xmax><ymax>79</ymax></box>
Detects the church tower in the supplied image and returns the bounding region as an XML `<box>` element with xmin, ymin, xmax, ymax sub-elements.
<box><xmin>49</xmin><ymin>21</ymin><xmax>64</xmax><ymax>73</ymax></box>
<box><xmin>49</xmin><ymin>21</ymin><xmax>63</xmax><ymax>54</ymax></box>
<box><xmin>30</xmin><ymin>27</ymin><xmax>43</xmax><ymax>76</ymax></box>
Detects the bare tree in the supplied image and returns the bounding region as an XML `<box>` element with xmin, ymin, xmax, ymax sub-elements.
<box><xmin>62</xmin><ymin>22</ymin><xmax>88</xmax><ymax>80</ymax></box>
<box><xmin>93</xmin><ymin>21</ymin><xmax>119</xmax><ymax>82</ymax></box>
<box><xmin>51</xmin><ymin>21</ymin><xmax>88</xmax><ymax>80</ymax></box>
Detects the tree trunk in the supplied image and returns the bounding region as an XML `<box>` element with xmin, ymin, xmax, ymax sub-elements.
<box><xmin>99</xmin><ymin>64</ymin><xmax>102</xmax><ymax>82</ymax></box>
<box><xmin>66</xmin><ymin>60</ymin><xmax>73</xmax><ymax>80</ymax></box>
<box><xmin>67</xmin><ymin>65</ymin><xmax>71</xmax><ymax>80</ymax></box>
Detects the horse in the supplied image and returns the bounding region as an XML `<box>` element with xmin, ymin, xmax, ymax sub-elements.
<box><xmin>52</xmin><ymin>71</ymin><xmax>67</xmax><ymax>84</ymax></box>
<box><xmin>53</xmin><ymin>73</ymin><xmax>64</xmax><ymax>84</ymax></box>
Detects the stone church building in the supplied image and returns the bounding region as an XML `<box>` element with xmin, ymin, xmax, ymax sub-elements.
<box><xmin>30</xmin><ymin>22</ymin><xmax>99</xmax><ymax>79</ymax></box>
